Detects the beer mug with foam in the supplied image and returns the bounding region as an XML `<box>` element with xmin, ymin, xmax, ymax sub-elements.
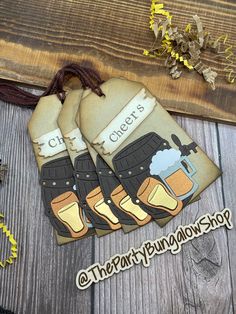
<box><xmin>157</xmin><ymin>157</ymin><xmax>199</xmax><ymax>201</ymax></box>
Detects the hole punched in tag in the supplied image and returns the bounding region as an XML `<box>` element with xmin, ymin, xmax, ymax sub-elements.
<box><xmin>0</xmin><ymin>63</ymin><xmax>105</xmax><ymax>108</ymax></box>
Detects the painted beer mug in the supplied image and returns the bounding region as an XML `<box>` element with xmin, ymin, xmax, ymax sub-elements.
<box><xmin>149</xmin><ymin>147</ymin><xmax>198</xmax><ymax>199</ymax></box>
<box><xmin>157</xmin><ymin>156</ymin><xmax>198</xmax><ymax>200</ymax></box>
<box><xmin>137</xmin><ymin>134</ymin><xmax>199</xmax><ymax>215</ymax></box>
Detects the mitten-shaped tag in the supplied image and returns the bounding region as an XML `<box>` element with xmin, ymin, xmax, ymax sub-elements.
<box><xmin>28</xmin><ymin>95</ymin><xmax>90</xmax><ymax>243</ymax></box>
<box><xmin>79</xmin><ymin>78</ymin><xmax>221</xmax><ymax>227</ymax></box>
<box><xmin>57</xmin><ymin>90</ymin><xmax>121</xmax><ymax>237</ymax></box>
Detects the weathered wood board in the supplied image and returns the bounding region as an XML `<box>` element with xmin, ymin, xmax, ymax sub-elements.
<box><xmin>0</xmin><ymin>101</ymin><xmax>93</xmax><ymax>314</ymax></box>
<box><xmin>0</xmin><ymin>0</ymin><xmax>235</xmax><ymax>124</ymax></box>
<box><xmin>218</xmin><ymin>123</ymin><xmax>236</xmax><ymax>311</ymax></box>
<box><xmin>1</xmin><ymin>95</ymin><xmax>235</xmax><ymax>313</ymax></box>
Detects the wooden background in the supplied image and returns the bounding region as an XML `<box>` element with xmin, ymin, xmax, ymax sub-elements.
<box><xmin>0</xmin><ymin>93</ymin><xmax>235</xmax><ymax>314</ymax></box>
<box><xmin>0</xmin><ymin>0</ymin><xmax>235</xmax><ymax>124</ymax></box>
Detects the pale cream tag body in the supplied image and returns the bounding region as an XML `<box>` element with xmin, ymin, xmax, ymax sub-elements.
<box><xmin>28</xmin><ymin>94</ymin><xmax>89</xmax><ymax>245</ymax></box>
<box><xmin>78</xmin><ymin>78</ymin><xmax>220</xmax><ymax>227</ymax></box>
<box><xmin>28</xmin><ymin>95</ymin><xmax>67</xmax><ymax>170</ymax></box>
<box><xmin>93</xmin><ymin>88</ymin><xmax>156</xmax><ymax>155</ymax></box>
<box><xmin>58</xmin><ymin>90</ymin><xmax>121</xmax><ymax>236</ymax></box>
<box><xmin>57</xmin><ymin>90</ymin><xmax>87</xmax><ymax>164</ymax></box>
<box><xmin>78</xmin><ymin>91</ymin><xmax>151</xmax><ymax>232</ymax></box>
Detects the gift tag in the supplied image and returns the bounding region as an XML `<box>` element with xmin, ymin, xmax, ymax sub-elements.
<box><xmin>79</xmin><ymin>78</ymin><xmax>221</xmax><ymax>227</ymax></box>
<box><xmin>86</xmin><ymin>142</ymin><xmax>152</xmax><ymax>233</ymax></box>
<box><xmin>57</xmin><ymin>90</ymin><xmax>122</xmax><ymax>237</ymax></box>
<box><xmin>71</xmin><ymin>89</ymin><xmax>152</xmax><ymax>232</ymax></box>
<box><xmin>84</xmin><ymin>130</ymin><xmax>152</xmax><ymax>233</ymax></box>
<box><xmin>28</xmin><ymin>94</ymin><xmax>92</xmax><ymax>244</ymax></box>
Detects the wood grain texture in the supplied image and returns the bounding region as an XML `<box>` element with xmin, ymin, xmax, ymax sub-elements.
<box><xmin>93</xmin><ymin>117</ymin><xmax>235</xmax><ymax>314</ymax></box>
<box><xmin>0</xmin><ymin>0</ymin><xmax>235</xmax><ymax>124</ymax></box>
<box><xmin>0</xmin><ymin>100</ymin><xmax>93</xmax><ymax>314</ymax></box>
<box><xmin>0</xmin><ymin>98</ymin><xmax>236</xmax><ymax>314</ymax></box>
<box><xmin>218</xmin><ymin>123</ymin><xmax>236</xmax><ymax>312</ymax></box>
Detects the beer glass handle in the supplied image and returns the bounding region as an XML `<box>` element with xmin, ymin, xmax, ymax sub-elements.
<box><xmin>181</xmin><ymin>158</ymin><xmax>197</xmax><ymax>176</ymax></box>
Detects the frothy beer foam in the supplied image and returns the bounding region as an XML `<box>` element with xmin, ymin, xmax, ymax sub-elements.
<box><xmin>150</xmin><ymin>148</ymin><xmax>181</xmax><ymax>176</ymax></box>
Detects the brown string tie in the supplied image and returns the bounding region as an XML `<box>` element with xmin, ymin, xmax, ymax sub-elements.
<box><xmin>0</xmin><ymin>63</ymin><xmax>104</xmax><ymax>107</ymax></box>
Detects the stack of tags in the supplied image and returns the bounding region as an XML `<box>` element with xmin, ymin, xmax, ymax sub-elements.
<box><xmin>28</xmin><ymin>78</ymin><xmax>221</xmax><ymax>245</ymax></box>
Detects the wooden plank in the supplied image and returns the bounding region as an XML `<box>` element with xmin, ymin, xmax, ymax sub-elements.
<box><xmin>0</xmin><ymin>101</ymin><xmax>93</xmax><ymax>314</ymax></box>
<box><xmin>218</xmin><ymin>123</ymin><xmax>236</xmax><ymax>312</ymax></box>
<box><xmin>93</xmin><ymin>117</ymin><xmax>233</xmax><ymax>313</ymax></box>
<box><xmin>0</xmin><ymin>0</ymin><xmax>235</xmax><ymax>124</ymax></box>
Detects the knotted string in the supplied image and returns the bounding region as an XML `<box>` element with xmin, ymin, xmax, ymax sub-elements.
<box><xmin>0</xmin><ymin>63</ymin><xmax>104</xmax><ymax>107</ymax></box>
